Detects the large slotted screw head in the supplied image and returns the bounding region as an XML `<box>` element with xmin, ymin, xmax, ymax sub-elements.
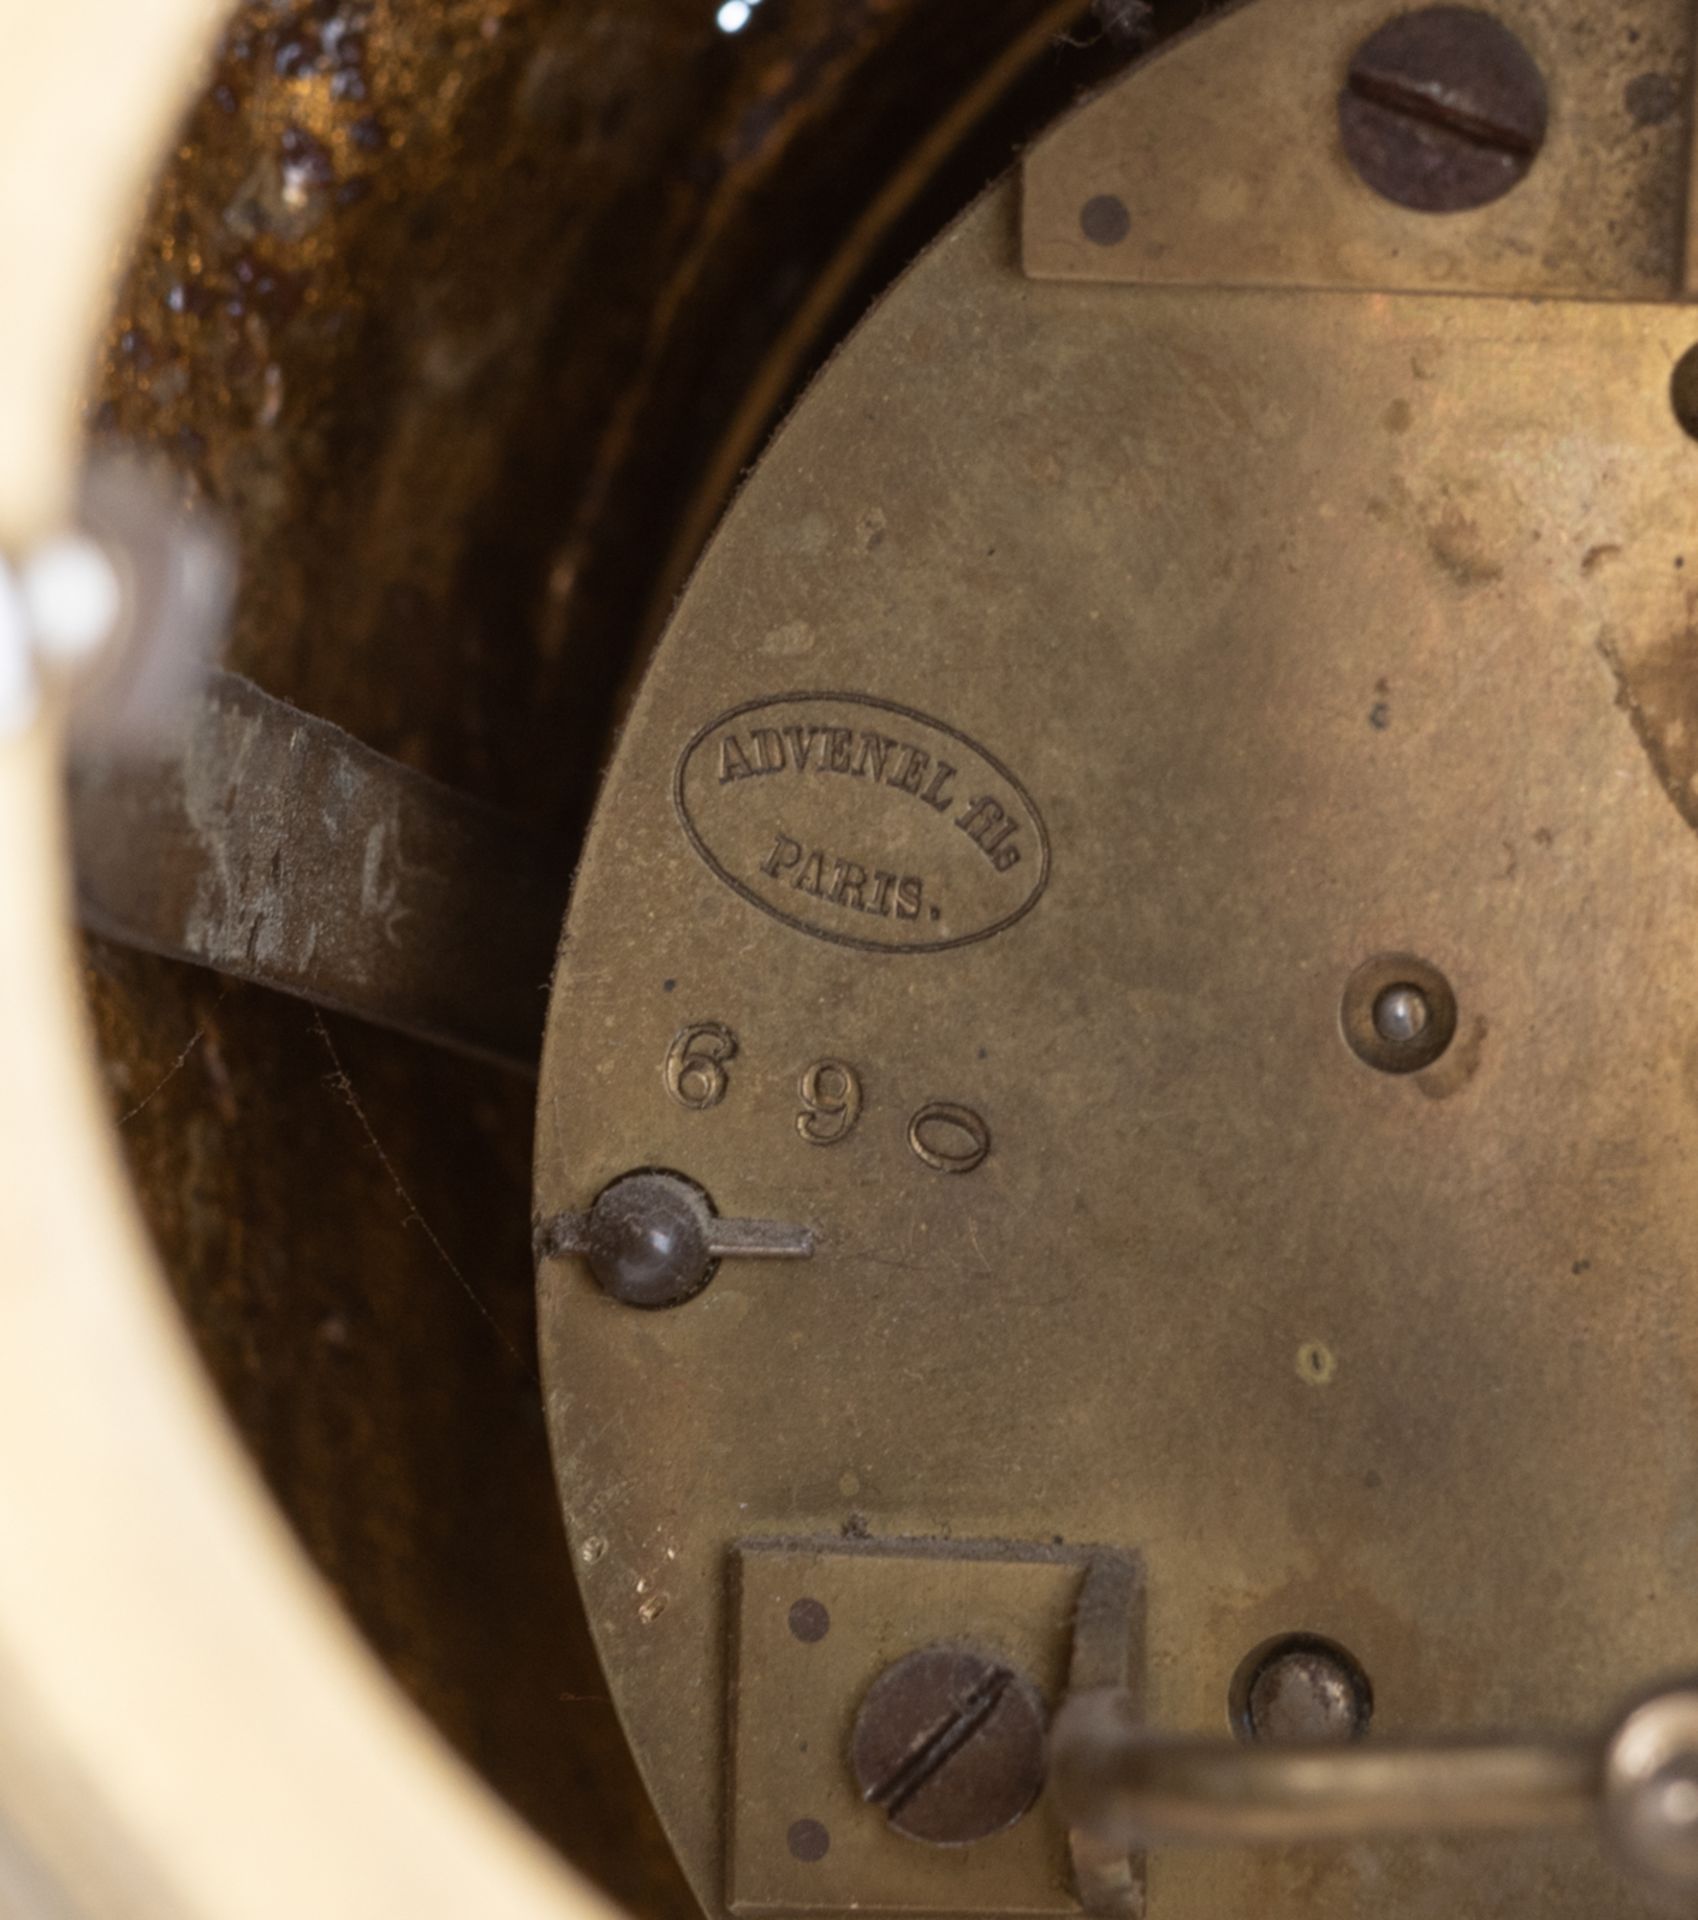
<box><xmin>1338</xmin><ymin>7</ymin><xmax>1549</xmax><ymax>214</ymax></box>
<box><xmin>850</xmin><ymin>1644</ymin><xmax>1048</xmax><ymax>1847</ymax></box>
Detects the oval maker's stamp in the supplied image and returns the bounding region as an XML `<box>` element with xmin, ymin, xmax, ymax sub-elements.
<box><xmin>674</xmin><ymin>691</ymin><xmax>1050</xmax><ymax>953</ymax></box>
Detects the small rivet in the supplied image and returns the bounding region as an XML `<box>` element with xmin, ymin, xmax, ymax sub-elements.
<box><xmin>1373</xmin><ymin>983</ymin><xmax>1431</xmax><ymax>1045</ymax></box>
<box><xmin>1231</xmin><ymin>1634</ymin><xmax>1373</xmax><ymax>1745</ymax></box>
<box><xmin>1342</xmin><ymin>954</ymin><xmax>1458</xmax><ymax>1074</ymax></box>
<box><xmin>584</xmin><ymin>1171</ymin><xmax>715</xmax><ymax>1309</ymax></box>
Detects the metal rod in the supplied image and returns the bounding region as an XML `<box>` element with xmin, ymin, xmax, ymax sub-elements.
<box><xmin>1051</xmin><ymin>1691</ymin><xmax>1599</xmax><ymax>1851</ymax></box>
<box><xmin>707</xmin><ymin>1217</ymin><xmax>815</xmax><ymax>1259</ymax></box>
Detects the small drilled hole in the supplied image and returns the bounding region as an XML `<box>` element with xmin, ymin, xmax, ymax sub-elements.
<box><xmin>787</xmin><ymin>1597</ymin><xmax>830</xmax><ymax>1643</ymax></box>
<box><xmin>787</xmin><ymin>1819</ymin><xmax>830</xmax><ymax>1863</ymax></box>
<box><xmin>1297</xmin><ymin>1341</ymin><xmax>1337</xmax><ymax>1387</ymax></box>
<box><xmin>1079</xmin><ymin>193</ymin><xmax>1131</xmax><ymax>247</ymax></box>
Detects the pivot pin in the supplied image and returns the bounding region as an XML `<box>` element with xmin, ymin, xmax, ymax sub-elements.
<box><xmin>537</xmin><ymin>1169</ymin><xmax>812</xmax><ymax>1309</ymax></box>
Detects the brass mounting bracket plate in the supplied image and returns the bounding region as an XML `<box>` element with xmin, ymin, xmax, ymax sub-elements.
<box><xmin>727</xmin><ymin>1538</ymin><xmax>1142</xmax><ymax>1920</ymax></box>
<box><xmin>1022</xmin><ymin>0</ymin><xmax>1698</xmax><ymax>302</ymax></box>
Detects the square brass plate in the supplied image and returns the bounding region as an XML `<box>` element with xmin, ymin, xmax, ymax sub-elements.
<box><xmin>727</xmin><ymin>1536</ymin><xmax>1130</xmax><ymax>1918</ymax></box>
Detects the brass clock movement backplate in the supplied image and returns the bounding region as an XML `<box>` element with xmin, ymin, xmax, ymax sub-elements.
<box><xmin>535</xmin><ymin>6</ymin><xmax>1698</xmax><ymax>1916</ymax></box>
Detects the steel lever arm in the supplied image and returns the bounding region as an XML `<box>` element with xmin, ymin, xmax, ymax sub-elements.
<box><xmin>1050</xmin><ymin>1682</ymin><xmax>1698</xmax><ymax>1896</ymax></box>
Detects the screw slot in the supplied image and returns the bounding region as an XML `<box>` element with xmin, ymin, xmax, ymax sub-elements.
<box><xmin>1341</xmin><ymin>953</ymin><xmax>1458</xmax><ymax>1074</ymax></box>
<box><xmin>1230</xmin><ymin>1633</ymin><xmax>1374</xmax><ymax>1745</ymax></box>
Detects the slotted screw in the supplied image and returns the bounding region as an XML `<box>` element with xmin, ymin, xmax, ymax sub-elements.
<box><xmin>1338</xmin><ymin>7</ymin><xmax>1549</xmax><ymax>213</ymax></box>
<box><xmin>849</xmin><ymin>1644</ymin><xmax>1048</xmax><ymax>1848</ymax></box>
